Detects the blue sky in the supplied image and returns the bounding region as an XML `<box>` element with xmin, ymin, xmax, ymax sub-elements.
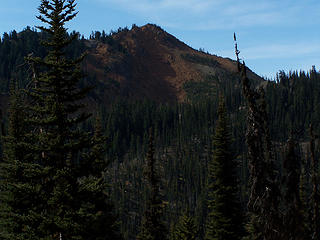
<box><xmin>1</xmin><ymin>0</ymin><xmax>320</xmax><ymax>78</ymax></box>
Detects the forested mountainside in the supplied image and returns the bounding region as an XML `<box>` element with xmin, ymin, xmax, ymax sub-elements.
<box><xmin>0</xmin><ymin>24</ymin><xmax>261</xmax><ymax>104</ymax></box>
<box><xmin>1</xmin><ymin>22</ymin><xmax>320</xmax><ymax>240</ymax></box>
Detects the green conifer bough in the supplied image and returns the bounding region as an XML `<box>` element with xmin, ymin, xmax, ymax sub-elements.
<box><xmin>173</xmin><ymin>213</ymin><xmax>198</xmax><ymax>240</ymax></box>
<box><xmin>0</xmin><ymin>84</ymin><xmax>37</xmax><ymax>239</ymax></box>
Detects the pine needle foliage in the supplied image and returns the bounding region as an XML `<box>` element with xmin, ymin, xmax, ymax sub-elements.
<box><xmin>0</xmin><ymin>83</ymin><xmax>38</xmax><ymax>239</ymax></box>
<box><xmin>173</xmin><ymin>213</ymin><xmax>198</xmax><ymax>240</ymax></box>
<box><xmin>205</xmin><ymin>96</ymin><xmax>244</xmax><ymax>240</ymax></box>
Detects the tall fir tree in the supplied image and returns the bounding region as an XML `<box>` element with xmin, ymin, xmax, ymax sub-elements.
<box><xmin>282</xmin><ymin>137</ymin><xmax>306</xmax><ymax>239</ymax></box>
<box><xmin>137</xmin><ymin>128</ymin><xmax>168</xmax><ymax>240</ymax></box>
<box><xmin>0</xmin><ymin>1</ymin><xmax>121</xmax><ymax>239</ymax></box>
<box><xmin>205</xmin><ymin>96</ymin><xmax>244</xmax><ymax>240</ymax></box>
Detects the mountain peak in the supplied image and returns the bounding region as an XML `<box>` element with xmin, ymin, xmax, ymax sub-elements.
<box><xmin>84</xmin><ymin>24</ymin><xmax>263</xmax><ymax>103</ymax></box>
<box><xmin>141</xmin><ymin>23</ymin><xmax>163</xmax><ymax>31</ymax></box>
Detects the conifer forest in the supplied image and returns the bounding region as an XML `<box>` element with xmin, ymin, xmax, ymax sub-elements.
<box><xmin>0</xmin><ymin>1</ymin><xmax>319</xmax><ymax>239</ymax></box>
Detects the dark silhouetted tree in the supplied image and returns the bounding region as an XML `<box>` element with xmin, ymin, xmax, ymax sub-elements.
<box><xmin>205</xmin><ymin>96</ymin><xmax>244</xmax><ymax>240</ymax></box>
<box><xmin>282</xmin><ymin>136</ymin><xmax>306</xmax><ymax>239</ymax></box>
<box><xmin>235</xmin><ymin>35</ymin><xmax>282</xmax><ymax>240</ymax></box>
<box><xmin>137</xmin><ymin>128</ymin><xmax>168</xmax><ymax>240</ymax></box>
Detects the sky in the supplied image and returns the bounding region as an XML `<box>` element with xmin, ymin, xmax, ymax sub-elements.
<box><xmin>1</xmin><ymin>0</ymin><xmax>320</xmax><ymax>79</ymax></box>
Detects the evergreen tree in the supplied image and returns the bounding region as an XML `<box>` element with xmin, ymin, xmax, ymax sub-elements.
<box><xmin>0</xmin><ymin>1</ymin><xmax>121</xmax><ymax>239</ymax></box>
<box><xmin>76</xmin><ymin>113</ymin><xmax>122</xmax><ymax>240</ymax></box>
<box><xmin>282</xmin><ymin>137</ymin><xmax>306</xmax><ymax>239</ymax></box>
<box><xmin>235</xmin><ymin>36</ymin><xmax>282</xmax><ymax>240</ymax></box>
<box><xmin>173</xmin><ymin>212</ymin><xmax>198</xmax><ymax>240</ymax></box>
<box><xmin>137</xmin><ymin>128</ymin><xmax>168</xmax><ymax>240</ymax></box>
<box><xmin>205</xmin><ymin>96</ymin><xmax>244</xmax><ymax>240</ymax></box>
<box><xmin>0</xmin><ymin>83</ymin><xmax>38</xmax><ymax>239</ymax></box>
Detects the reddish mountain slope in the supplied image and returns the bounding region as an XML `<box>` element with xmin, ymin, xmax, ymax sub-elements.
<box><xmin>83</xmin><ymin>24</ymin><xmax>262</xmax><ymax>103</ymax></box>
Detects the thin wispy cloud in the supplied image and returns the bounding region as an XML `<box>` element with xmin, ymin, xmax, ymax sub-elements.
<box><xmin>217</xmin><ymin>42</ymin><xmax>320</xmax><ymax>61</ymax></box>
<box><xmin>186</xmin><ymin>11</ymin><xmax>284</xmax><ymax>31</ymax></box>
<box><xmin>244</xmin><ymin>43</ymin><xmax>320</xmax><ymax>60</ymax></box>
<box><xmin>159</xmin><ymin>0</ymin><xmax>214</xmax><ymax>13</ymax></box>
<box><xmin>95</xmin><ymin>0</ymin><xmax>320</xmax><ymax>30</ymax></box>
<box><xmin>98</xmin><ymin>0</ymin><xmax>217</xmax><ymax>14</ymax></box>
